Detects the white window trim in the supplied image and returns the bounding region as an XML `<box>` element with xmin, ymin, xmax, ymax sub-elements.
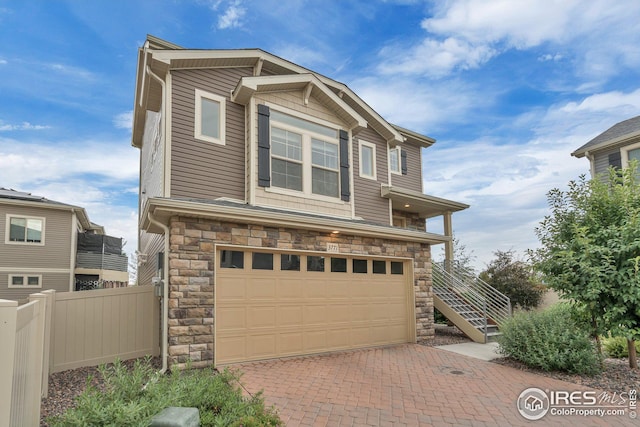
<box><xmin>389</xmin><ymin>146</ymin><xmax>402</xmax><ymax>175</ymax></box>
<box><xmin>358</xmin><ymin>140</ymin><xmax>377</xmax><ymax>180</ymax></box>
<box><xmin>5</xmin><ymin>214</ymin><xmax>46</xmax><ymax>246</ymax></box>
<box><xmin>194</xmin><ymin>88</ymin><xmax>226</xmax><ymax>145</ymax></box>
<box><xmin>621</xmin><ymin>141</ymin><xmax>640</xmax><ymax>168</ymax></box>
<box><xmin>269</xmin><ymin>109</ymin><xmax>342</xmax><ymax>200</ymax></box>
<box><xmin>8</xmin><ymin>274</ymin><xmax>43</xmax><ymax>289</ymax></box>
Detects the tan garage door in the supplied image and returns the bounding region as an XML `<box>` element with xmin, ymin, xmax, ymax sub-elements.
<box><xmin>215</xmin><ymin>248</ymin><xmax>414</xmax><ymax>365</ymax></box>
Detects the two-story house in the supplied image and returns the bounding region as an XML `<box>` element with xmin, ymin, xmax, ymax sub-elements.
<box><xmin>132</xmin><ymin>35</ymin><xmax>468</xmax><ymax>368</ymax></box>
<box><xmin>0</xmin><ymin>188</ymin><xmax>128</xmax><ymax>302</ymax></box>
<box><xmin>572</xmin><ymin>115</ymin><xmax>640</xmax><ymax>177</ymax></box>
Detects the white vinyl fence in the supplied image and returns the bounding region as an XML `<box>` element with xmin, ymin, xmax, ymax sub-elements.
<box><xmin>0</xmin><ymin>286</ymin><xmax>159</xmax><ymax>427</ymax></box>
<box><xmin>0</xmin><ymin>291</ymin><xmax>51</xmax><ymax>427</ymax></box>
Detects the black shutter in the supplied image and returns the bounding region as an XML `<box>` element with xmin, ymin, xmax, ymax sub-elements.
<box><xmin>608</xmin><ymin>152</ymin><xmax>622</xmax><ymax>170</ymax></box>
<box><xmin>257</xmin><ymin>104</ymin><xmax>270</xmax><ymax>187</ymax></box>
<box><xmin>401</xmin><ymin>148</ymin><xmax>408</xmax><ymax>175</ymax></box>
<box><xmin>339</xmin><ymin>130</ymin><xmax>350</xmax><ymax>202</ymax></box>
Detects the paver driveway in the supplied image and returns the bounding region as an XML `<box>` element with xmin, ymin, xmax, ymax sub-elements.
<box><xmin>232</xmin><ymin>344</ymin><xmax>636</xmax><ymax>426</ymax></box>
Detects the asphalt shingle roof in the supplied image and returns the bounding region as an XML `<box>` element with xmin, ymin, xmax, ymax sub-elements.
<box><xmin>573</xmin><ymin>115</ymin><xmax>640</xmax><ymax>155</ymax></box>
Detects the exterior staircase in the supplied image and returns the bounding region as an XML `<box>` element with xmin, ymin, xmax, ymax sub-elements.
<box><xmin>432</xmin><ymin>262</ymin><xmax>511</xmax><ymax>343</ymax></box>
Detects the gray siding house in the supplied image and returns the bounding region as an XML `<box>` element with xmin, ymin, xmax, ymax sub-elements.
<box><xmin>132</xmin><ymin>35</ymin><xmax>468</xmax><ymax>369</ymax></box>
<box><xmin>0</xmin><ymin>188</ymin><xmax>128</xmax><ymax>301</ymax></box>
<box><xmin>572</xmin><ymin>115</ymin><xmax>640</xmax><ymax>177</ymax></box>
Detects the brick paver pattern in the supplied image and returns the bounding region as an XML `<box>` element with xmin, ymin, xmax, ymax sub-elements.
<box><xmin>232</xmin><ymin>344</ymin><xmax>636</xmax><ymax>426</ymax></box>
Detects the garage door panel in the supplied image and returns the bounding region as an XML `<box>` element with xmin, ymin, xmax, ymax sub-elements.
<box><xmin>216</xmin><ymin>307</ymin><xmax>246</xmax><ymax>329</ymax></box>
<box><xmin>248</xmin><ymin>306</ymin><xmax>277</xmax><ymax>328</ymax></box>
<box><xmin>278</xmin><ymin>306</ymin><xmax>303</xmax><ymax>327</ymax></box>
<box><xmin>216</xmin><ymin>250</ymin><xmax>412</xmax><ymax>365</ymax></box>
<box><xmin>247</xmin><ymin>278</ymin><xmax>277</xmax><ymax>300</ymax></box>
<box><xmin>278</xmin><ymin>279</ymin><xmax>303</xmax><ymax>299</ymax></box>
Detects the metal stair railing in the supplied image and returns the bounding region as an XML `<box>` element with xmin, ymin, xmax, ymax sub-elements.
<box><xmin>433</xmin><ymin>261</ymin><xmax>511</xmax><ymax>327</ymax></box>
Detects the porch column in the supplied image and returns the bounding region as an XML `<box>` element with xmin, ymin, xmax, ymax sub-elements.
<box><xmin>443</xmin><ymin>211</ymin><xmax>453</xmax><ymax>271</ymax></box>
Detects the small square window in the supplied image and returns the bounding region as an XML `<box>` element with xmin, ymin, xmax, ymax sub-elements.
<box><xmin>331</xmin><ymin>257</ymin><xmax>347</xmax><ymax>273</ymax></box>
<box><xmin>353</xmin><ymin>259</ymin><xmax>368</xmax><ymax>273</ymax></box>
<box><xmin>220</xmin><ymin>250</ymin><xmax>244</xmax><ymax>269</ymax></box>
<box><xmin>281</xmin><ymin>254</ymin><xmax>301</xmax><ymax>271</ymax></box>
<box><xmin>252</xmin><ymin>252</ymin><xmax>273</xmax><ymax>270</ymax></box>
<box><xmin>307</xmin><ymin>256</ymin><xmax>325</xmax><ymax>272</ymax></box>
<box><xmin>27</xmin><ymin>276</ymin><xmax>40</xmax><ymax>286</ymax></box>
<box><xmin>391</xmin><ymin>262</ymin><xmax>404</xmax><ymax>275</ymax></box>
<box><xmin>373</xmin><ymin>260</ymin><xmax>386</xmax><ymax>274</ymax></box>
<box><xmin>11</xmin><ymin>276</ymin><xmax>24</xmax><ymax>286</ymax></box>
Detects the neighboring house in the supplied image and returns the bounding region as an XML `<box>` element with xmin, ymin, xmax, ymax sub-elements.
<box><xmin>0</xmin><ymin>188</ymin><xmax>128</xmax><ymax>301</ymax></box>
<box><xmin>132</xmin><ymin>35</ymin><xmax>469</xmax><ymax>369</ymax></box>
<box><xmin>572</xmin><ymin>115</ymin><xmax>640</xmax><ymax>177</ymax></box>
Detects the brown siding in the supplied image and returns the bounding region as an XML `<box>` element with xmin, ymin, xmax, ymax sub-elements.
<box><xmin>353</xmin><ymin>126</ymin><xmax>391</xmax><ymax>225</ymax></box>
<box><xmin>170</xmin><ymin>68</ymin><xmax>251</xmax><ymax>201</ymax></box>
<box><xmin>391</xmin><ymin>143</ymin><xmax>423</xmax><ymax>192</ymax></box>
<box><xmin>0</xmin><ymin>205</ymin><xmax>73</xmax><ymax>269</ymax></box>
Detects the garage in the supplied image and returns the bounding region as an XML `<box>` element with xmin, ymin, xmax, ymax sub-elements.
<box><xmin>215</xmin><ymin>247</ymin><xmax>415</xmax><ymax>365</ymax></box>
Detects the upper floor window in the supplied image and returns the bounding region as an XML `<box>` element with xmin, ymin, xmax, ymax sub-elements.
<box><xmin>389</xmin><ymin>147</ymin><xmax>401</xmax><ymax>174</ymax></box>
<box><xmin>6</xmin><ymin>215</ymin><xmax>45</xmax><ymax>245</ymax></box>
<box><xmin>194</xmin><ymin>88</ymin><xmax>226</xmax><ymax>145</ymax></box>
<box><xmin>359</xmin><ymin>140</ymin><xmax>377</xmax><ymax>180</ymax></box>
<box><xmin>270</xmin><ymin>110</ymin><xmax>340</xmax><ymax>199</ymax></box>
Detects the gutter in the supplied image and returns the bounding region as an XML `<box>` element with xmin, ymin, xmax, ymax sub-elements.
<box><xmin>147</xmin><ymin>211</ymin><xmax>169</xmax><ymax>374</ymax></box>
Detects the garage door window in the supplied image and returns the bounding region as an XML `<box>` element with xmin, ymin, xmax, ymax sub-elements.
<box><xmin>307</xmin><ymin>256</ymin><xmax>325</xmax><ymax>272</ymax></box>
<box><xmin>353</xmin><ymin>259</ymin><xmax>367</xmax><ymax>273</ymax></box>
<box><xmin>220</xmin><ymin>250</ymin><xmax>244</xmax><ymax>268</ymax></box>
<box><xmin>391</xmin><ymin>261</ymin><xmax>404</xmax><ymax>275</ymax></box>
<box><xmin>281</xmin><ymin>254</ymin><xmax>300</xmax><ymax>271</ymax></box>
<box><xmin>252</xmin><ymin>252</ymin><xmax>273</xmax><ymax>270</ymax></box>
<box><xmin>331</xmin><ymin>257</ymin><xmax>347</xmax><ymax>273</ymax></box>
<box><xmin>373</xmin><ymin>260</ymin><xmax>386</xmax><ymax>274</ymax></box>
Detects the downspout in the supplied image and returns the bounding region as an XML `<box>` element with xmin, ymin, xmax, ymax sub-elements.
<box><xmin>148</xmin><ymin>211</ymin><xmax>169</xmax><ymax>374</ymax></box>
<box><xmin>146</xmin><ymin>64</ymin><xmax>169</xmax><ymax>373</ymax></box>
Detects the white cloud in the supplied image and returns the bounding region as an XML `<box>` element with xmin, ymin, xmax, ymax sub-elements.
<box><xmin>46</xmin><ymin>63</ymin><xmax>95</xmax><ymax>81</ymax></box>
<box><xmin>0</xmin><ymin>59</ymin><xmax>7</xmax><ymax>65</ymax></box>
<box><xmin>424</xmin><ymin>88</ymin><xmax>640</xmax><ymax>270</ymax></box>
<box><xmin>377</xmin><ymin>0</ymin><xmax>640</xmax><ymax>80</ymax></box>
<box><xmin>0</xmin><ymin>121</ymin><xmax>50</xmax><ymax>131</ymax></box>
<box><xmin>113</xmin><ymin>110</ymin><xmax>133</xmax><ymax>130</ymax></box>
<box><xmin>217</xmin><ymin>0</ymin><xmax>246</xmax><ymax>29</ymax></box>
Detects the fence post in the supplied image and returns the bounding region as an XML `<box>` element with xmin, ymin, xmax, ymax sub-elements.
<box><xmin>38</xmin><ymin>290</ymin><xmax>55</xmax><ymax>398</ymax></box>
<box><xmin>0</xmin><ymin>299</ymin><xmax>18</xmax><ymax>427</ymax></box>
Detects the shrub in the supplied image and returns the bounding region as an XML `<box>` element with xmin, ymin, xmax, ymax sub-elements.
<box><xmin>498</xmin><ymin>304</ymin><xmax>601</xmax><ymax>375</ymax></box>
<box><xmin>48</xmin><ymin>357</ymin><xmax>282</xmax><ymax>427</ymax></box>
<box><xmin>603</xmin><ymin>335</ymin><xmax>640</xmax><ymax>359</ymax></box>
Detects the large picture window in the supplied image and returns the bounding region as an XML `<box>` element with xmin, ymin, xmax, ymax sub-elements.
<box><xmin>6</xmin><ymin>215</ymin><xmax>44</xmax><ymax>245</ymax></box>
<box><xmin>194</xmin><ymin>88</ymin><xmax>226</xmax><ymax>145</ymax></box>
<box><xmin>270</xmin><ymin>110</ymin><xmax>341</xmax><ymax>199</ymax></box>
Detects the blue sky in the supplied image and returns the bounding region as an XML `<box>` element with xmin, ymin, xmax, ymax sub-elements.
<box><xmin>2</xmin><ymin>0</ymin><xmax>640</xmax><ymax>271</ymax></box>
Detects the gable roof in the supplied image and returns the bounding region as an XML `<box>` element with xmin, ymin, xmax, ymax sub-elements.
<box><xmin>0</xmin><ymin>188</ymin><xmax>94</xmax><ymax>230</ymax></box>
<box><xmin>133</xmin><ymin>35</ymin><xmax>434</xmax><ymax>149</ymax></box>
<box><xmin>572</xmin><ymin>115</ymin><xmax>640</xmax><ymax>158</ymax></box>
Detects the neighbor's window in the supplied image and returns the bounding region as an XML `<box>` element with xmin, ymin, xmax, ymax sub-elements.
<box><xmin>194</xmin><ymin>88</ymin><xmax>226</xmax><ymax>145</ymax></box>
<box><xmin>389</xmin><ymin>147</ymin><xmax>401</xmax><ymax>174</ymax></box>
<box><xmin>8</xmin><ymin>274</ymin><xmax>42</xmax><ymax>288</ymax></box>
<box><xmin>359</xmin><ymin>140</ymin><xmax>377</xmax><ymax>180</ymax></box>
<box><xmin>270</xmin><ymin>109</ymin><xmax>340</xmax><ymax>199</ymax></box>
<box><xmin>7</xmin><ymin>215</ymin><xmax>44</xmax><ymax>244</ymax></box>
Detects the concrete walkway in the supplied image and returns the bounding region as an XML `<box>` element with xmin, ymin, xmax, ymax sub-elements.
<box><xmin>232</xmin><ymin>344</ymin><xmax>635</xmax><ymax>426</ymax></box>
<box><xmin>436</xmin><ymin>341</ymin><xmax>501</xmax><ymax>361</ymax></box>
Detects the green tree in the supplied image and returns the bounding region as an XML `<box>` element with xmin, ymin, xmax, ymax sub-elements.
<box><xmin>479</xmin><ymin>250</ymin><xmax>546</xmax><ymax>310</ymax></box>
<box><xmin>532</xmin><ymin>163</ymin><xmax>640</xmax><ymax>369</ymax></box>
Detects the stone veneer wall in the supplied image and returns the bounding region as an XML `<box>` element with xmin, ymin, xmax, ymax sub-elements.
<box><xmin>392</xmin><ymin>209</ymin><xmax>427</xmax><ymax>232</ymax></box>
<box><xmin>168</xmin><ymin>216</ymin><xmax>434</xmax><ymax>369</ymax></box>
